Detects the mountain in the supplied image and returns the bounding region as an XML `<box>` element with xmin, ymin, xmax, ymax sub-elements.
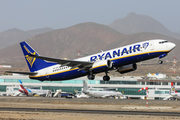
<box><xmin>109</xmin><ymin>12</ymin><xmax>179</xmax><ymax>39</ymax></box>
<box><xmin>0</xmin><ymin>28</ymin><xmax>32</xmax><ymax>49</ymax></box>
<box><xmin>27</xmin><ymin>27</ymin><xmax>54</xmax><ymax>37</ymax></box>
<box><xmin>174</xmin><ymin>32</ymin><xmax>180</xmax><ymax>40</ymax></box>
<box><xmin>0</xmin><ymin>22</ymin><xmax>179</xmax><ymax>76</ymax></box>
<box><xmin>0</xmin><ymin>22</ymin><xmax>179</xmax><ymax>64</ymax></box>
<box><xmin>0</xmin><ymin>22</ymin><xmax>125</xmax><ymax>64</ymax></box>
<box><xmin>0</xmin><ymin>27</ymin><xmax>55</xmax><ymax>50</ymax></box>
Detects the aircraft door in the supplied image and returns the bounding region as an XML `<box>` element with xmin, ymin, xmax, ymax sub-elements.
<box><xmin>45</xmin><ymin>70</ymin><xmax>51</xmax><ymax>80</ymax></box>
<box><xmin>150</xmin><ymin>41</ymin><xmax>154</xmax><ymax>50</ymax></box>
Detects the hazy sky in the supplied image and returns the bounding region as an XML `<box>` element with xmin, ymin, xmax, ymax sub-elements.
<box><xmin>0</xmin><ymin>0</ymin><xmax>179</xmax><ymax>32</ymax></box>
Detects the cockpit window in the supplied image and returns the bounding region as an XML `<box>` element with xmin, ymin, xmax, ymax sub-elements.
<box><xmin>159</xmin><ymin>41</ymin><xmax>168</xmax><ymax>44</ymax></box>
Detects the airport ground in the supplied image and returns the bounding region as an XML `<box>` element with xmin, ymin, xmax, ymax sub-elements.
<box><xmin>0</xmin><ymin>97</ymin><xmax>180</xmax><ymax>119</ymax></box>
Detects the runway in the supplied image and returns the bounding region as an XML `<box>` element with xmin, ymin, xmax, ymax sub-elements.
<box><xmin>1</xmin><ymin>96</ymin><xmax>180</xmax><ymax>107</ymax></box>
<box><xmin>1</xmin><ymin>97</ymin><xmax>180</xmax><ymax>119</ymax></box>
<box><xmin>0</xmin><ymin>107</ymin><xmax>180</xmax><ymax>116</ymax></box>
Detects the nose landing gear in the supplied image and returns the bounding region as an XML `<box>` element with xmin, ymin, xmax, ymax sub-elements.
<box><xmin>158</xmin><ymin>60</ymin><xmax>163</xmax><ymax>64</ymax></box>
<box><xmin>158</xmin><ymin>53</ymin><xmax>167</xmax><ymax>64</ymax></box>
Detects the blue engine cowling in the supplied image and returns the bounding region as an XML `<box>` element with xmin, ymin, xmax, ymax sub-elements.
<box><xmin>159</xmin><ymin>53</ymin><xmax>167</xmax><ymax>59</ymax></box>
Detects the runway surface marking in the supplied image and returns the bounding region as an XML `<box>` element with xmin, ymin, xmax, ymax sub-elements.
<box><xmin>0</xmin><ymin>107</ymin><xmax>180</xmax><ymax>116</ymax></box>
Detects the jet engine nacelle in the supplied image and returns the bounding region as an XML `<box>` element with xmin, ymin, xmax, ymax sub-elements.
<box><xmin>117</xmin><ymin>63</ymin><xmax>137</xmax><ymax>74</ymax></box>
<box><xmin>92</xmin><ymin>60</ymin><xmax>113</xmax><ymax>72</ymax></box>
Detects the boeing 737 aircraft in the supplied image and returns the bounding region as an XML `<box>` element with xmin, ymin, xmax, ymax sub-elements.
<box><xmin>6</xmin><ymin>39</ymin><xmax>175</xmax><ymax>81</ymax></box>
<box><xmin>82</xmin><ymin>80</ymin><xmax>123</xmax><ymax>98</ymax></box>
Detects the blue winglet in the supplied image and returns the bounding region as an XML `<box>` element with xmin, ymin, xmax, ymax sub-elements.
<box><xmin>27</xmin><ymin>89</ymin><xmax>32</xmax><ymax>92</ymax></box>
<box><xmin>19</xmin><ymin>80</ymin><xmax>23</xmax><ymax>84</ymax></box>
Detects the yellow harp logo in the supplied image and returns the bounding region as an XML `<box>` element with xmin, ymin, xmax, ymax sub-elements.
<box><xmin>23</xmin><ymin>46</ymin><xmax>36</xmax><ymax>68</ymax></box>
<box><xmin>172</xmin><ymin>87</ymin><xmax>175</xmax><ymax>92</ymax></box>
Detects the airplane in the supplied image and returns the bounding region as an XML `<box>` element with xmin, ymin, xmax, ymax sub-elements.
<box><xmin>82</xmin><ymin>80</ymin><xmax>123</xmax><ymax>98</ymax></box>
<box><xmin>6</xmin><ymin>39</ymin><xmax>176</xmax><ymax>81</ymax></box>
<box><xmin>170</xmin><ymin>82</ymin><xmax>180</xmax><ymax>99</ymax></box>
<box><xmin>17</xmin><ymin>80</ymin><xmax>49</xmax><ymax>97</ymax></box>
<box><xmin>18</xmin><ymin>80</ymin><xmax>33</xmax><ymax>96</ymax></box>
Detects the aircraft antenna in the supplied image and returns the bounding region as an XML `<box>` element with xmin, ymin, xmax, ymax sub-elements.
<box><xmin>77</xmin><ymin>50</ymin><xmax>81</xmax><ymax>58</ymax></box>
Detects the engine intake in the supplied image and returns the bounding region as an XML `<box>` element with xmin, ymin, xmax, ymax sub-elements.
<box><xmin>117</xmin><ymin>63</ymin><xmax>137</xmax><ymax>74</ymax></box>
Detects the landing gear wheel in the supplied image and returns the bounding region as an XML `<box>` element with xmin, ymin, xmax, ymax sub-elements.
<box><xmin>103</xmin><ymin>75</ymin><xmax>110</xmax><ymax>81</ymax></box>
<box><xmin>87</xmin><ymin>74</ymin><xmax>95</xmax><ymax>80</ymax></box>
<box><xmin>158</xmin><ymin>60</ymin><xmax>163</xmax><ymax>64</ymax></box>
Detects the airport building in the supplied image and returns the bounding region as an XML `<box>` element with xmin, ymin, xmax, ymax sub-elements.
<box><xmin>0</xmin><ymin>75</ymin><xmax>180</xmax><ymax>100</ymax></box>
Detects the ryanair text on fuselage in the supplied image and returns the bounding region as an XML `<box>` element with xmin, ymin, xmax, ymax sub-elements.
<box><xmin>90</xmin><ymin>44</ymin><xmax>142</xmax><ymax>62</ymax></box>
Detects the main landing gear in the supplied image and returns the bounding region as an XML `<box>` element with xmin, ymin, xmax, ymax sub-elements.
<box><xmin>103</xmin><ymin>71</ymin><xmax>110</xmax><ymax>81</ymax></box>
<box><xmin>87</xmin><ymin>70</ymin><xmax>95</xmax><ymax>80</ymax></box>
<box><xmin>87</xmin><ymin>74</ymin><xmax>95</xmax><ymax>80</ymax></box>
<box><xmin>87</xmin><ymin>71</ymin><xmax>110</xmax><ymax>81</ymax></box>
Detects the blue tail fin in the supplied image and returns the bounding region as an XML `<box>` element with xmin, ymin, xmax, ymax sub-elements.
<box><xmin>20</xmin><ymin>41</ymin><xmax>56</xmax><ymax>72</ymax></box>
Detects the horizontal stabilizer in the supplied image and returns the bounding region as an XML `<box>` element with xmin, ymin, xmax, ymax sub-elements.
<box><xmin>5</xmin><ymin>71</ymin><xmax>38</xmax><ymax>76</ymax></box>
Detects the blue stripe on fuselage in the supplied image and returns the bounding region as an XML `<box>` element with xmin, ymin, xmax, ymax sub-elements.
<box><xmin>112</xmin><ymin>51</ymin><xmax>167</xmax><ymax>67</ymax></box>
<box><xmin>30</xmin><ymin>69</ymin><xmax>87</xmax><ymax>81</ymax></box>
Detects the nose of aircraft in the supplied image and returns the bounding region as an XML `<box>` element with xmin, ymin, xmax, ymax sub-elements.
<box><xmin>169</xmin><ymin>42</ymin><xmax>176</xmax><ymax>50</ymax></box>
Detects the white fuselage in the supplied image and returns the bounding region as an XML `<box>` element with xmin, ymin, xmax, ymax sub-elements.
<box><xmin>84</xmin><ymin>90</ymin><xmax>122</xmax><ymax>98</ymax></box>
<box><xmin>171</xmin><ymin>93</ymin><xmax>180</xmax><ymax>99</ymax></box>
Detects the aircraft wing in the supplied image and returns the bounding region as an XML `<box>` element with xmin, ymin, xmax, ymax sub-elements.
<box><xmin>35</xmin><ymin>93</ymin><xmax>46</xmax><ymax>95</ymax></box>
<box><xmin>13</xmin><ymin>92</ymin><xmax>22</xmax><ymax>96</ymax></box>
<box><xmin>29</xmin><ymin>54</ymin><xmax>93</xmax><ymax>69</ymax></box>
<box><xmin>5</xmin><ymin>71</ymin><xmax>38</xmax><ymax>75</ymax></box>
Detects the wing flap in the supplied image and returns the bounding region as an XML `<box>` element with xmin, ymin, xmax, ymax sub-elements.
<box><xmin>5</xmin><ymin>71</ymin><xmax>38</xmax><ymax>76</ymax></box>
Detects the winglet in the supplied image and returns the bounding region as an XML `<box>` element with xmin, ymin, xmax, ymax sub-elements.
<box><xmin>83</xmin><ymin>80</ymin><xmax>89</xmax><ymax>91</ymax></box>
<box><xmin>27</xmin><ymin>89</ymin><xmax>32</xmax><ymax>93</ymax></box>
<box><xmin>19</xmin><ymin>80</ymin><xmax>23</xmax><ymax>84</ymax></box>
